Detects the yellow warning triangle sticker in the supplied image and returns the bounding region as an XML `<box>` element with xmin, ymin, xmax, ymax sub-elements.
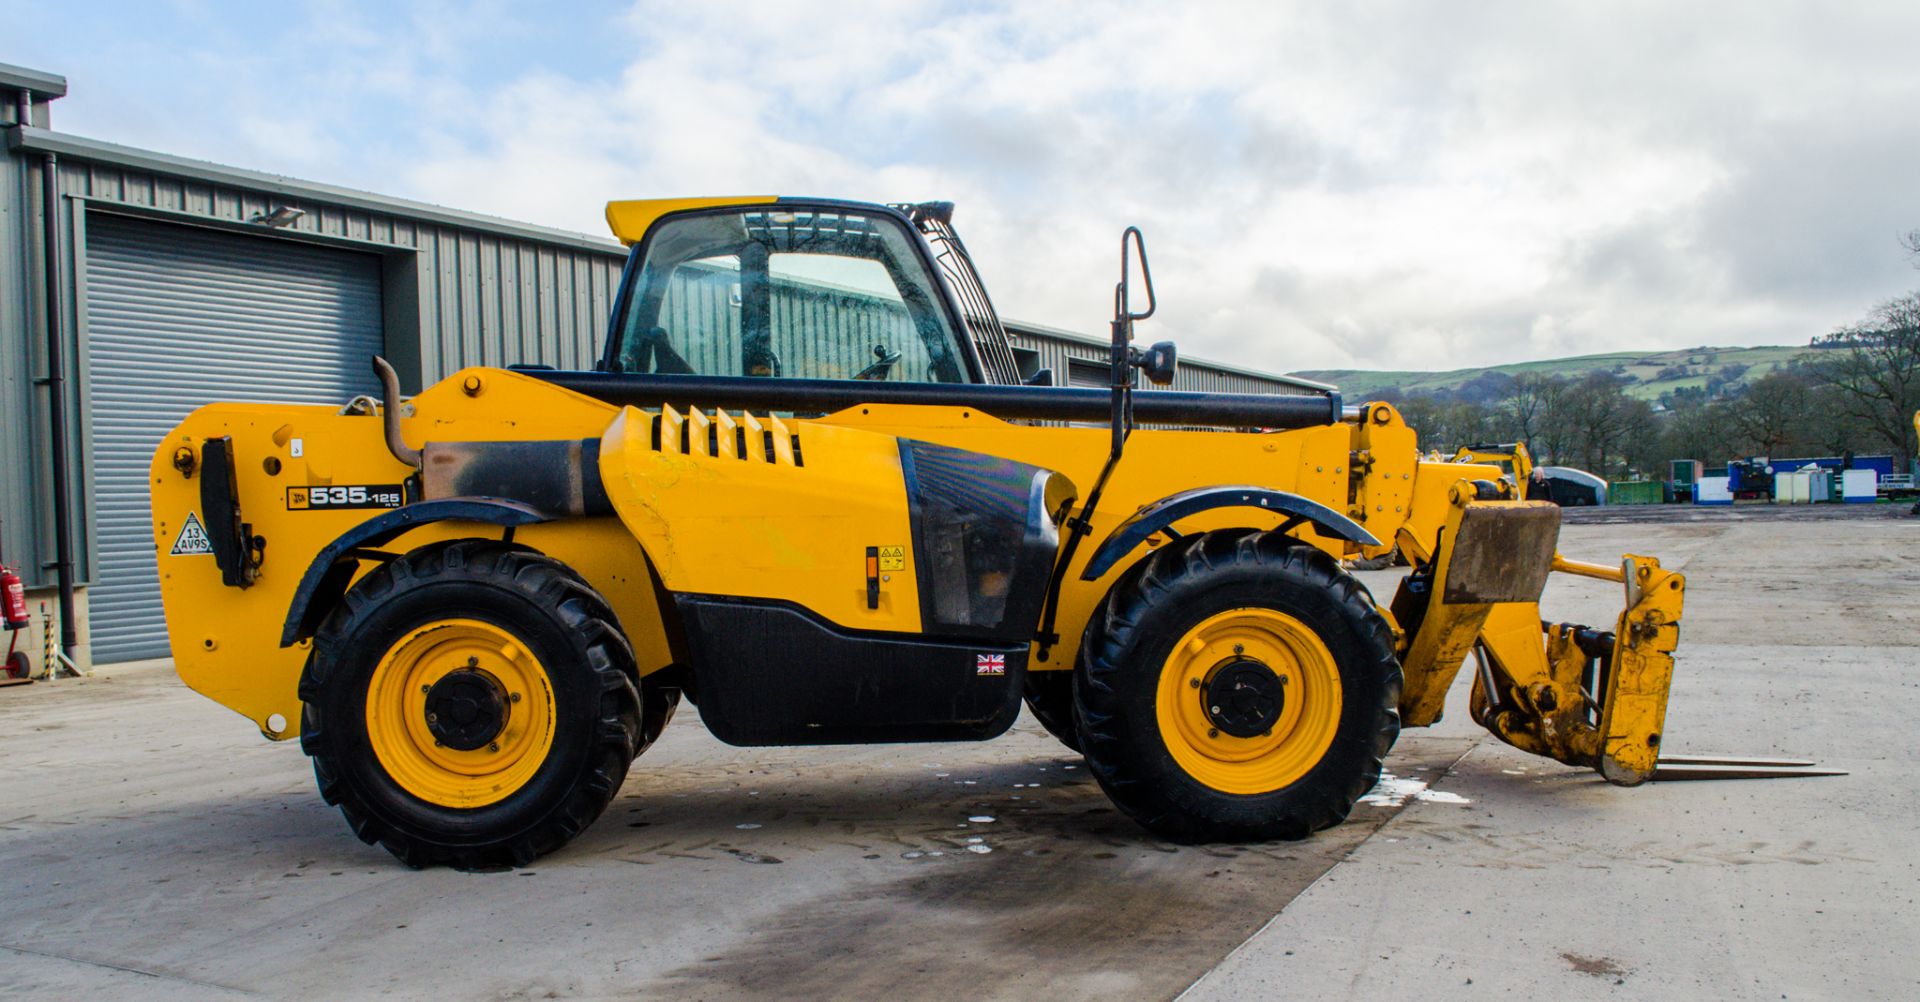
<box><xmin>171</xmin><ymin>512</ymin><xmax>215</xmax><ymax>556</ymax></box>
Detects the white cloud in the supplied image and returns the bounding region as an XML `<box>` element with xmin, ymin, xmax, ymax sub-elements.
<box><xmin>25</xmin><ymin>0</ymin><xmax>1920</xmax><ymax>373</ymax></box>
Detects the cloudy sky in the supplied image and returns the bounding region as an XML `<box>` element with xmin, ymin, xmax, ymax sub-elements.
<box><xmin>14</xmin><ymin>1</ymin><xmax>1920</xmax><ymax>373</ymax></box>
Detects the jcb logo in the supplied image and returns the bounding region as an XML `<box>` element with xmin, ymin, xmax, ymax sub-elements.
<box><xmin>286</xmin><ymin>485</ymin><xmax>404</xmax><ymax>511</ymax></box>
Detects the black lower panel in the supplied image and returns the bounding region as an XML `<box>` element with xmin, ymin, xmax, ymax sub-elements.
<box><xmin>674</xmin><ymin>596</ymin><xmax>1026</xmax><ymax>746</ymax></box>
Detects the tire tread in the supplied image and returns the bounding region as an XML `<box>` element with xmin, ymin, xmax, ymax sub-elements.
<box><xmin>299</xmin><ymin>540</ymin><xmax>641</xmax><ymax>869</ymax></box>
<box><xmin>1075</xmin><ymin>530</ymin><xmax>1402</xmax><ymax>842</ymax></box>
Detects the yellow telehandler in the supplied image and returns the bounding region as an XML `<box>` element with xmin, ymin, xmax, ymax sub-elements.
<box><xmin>144</xmin><ymin>197</ymin><xmax>1800</xmax><ymax>868</ymax></box>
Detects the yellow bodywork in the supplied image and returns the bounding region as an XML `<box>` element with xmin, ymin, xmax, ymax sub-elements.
<box><xmin>151</xmin><ymin>373</ymin><xmax>668</xmax><ymax>738</ymax></box>
<box><xmin>151</xmin><ymin>368</ymin><xmax>1367</xmax><ymax>739</ymax></box>
<box><xmin>1385</xmin><ymin>481</ymin><xmax>1685</xmax><ymax>784</ymax></box>
<box><xmin>1449</xmin><ymin>441</ymin><xmax>1536</xmax><ymax>483</ymax></box>
<box><xmin>150</xmin><ymin>366</ymin><xmax>1681</xmax><ymax>788</ymax></box>
<box><xmin>147</xmin><ymin>194</ymin><xmax>1691</xmax><ymax>792</ymax></box>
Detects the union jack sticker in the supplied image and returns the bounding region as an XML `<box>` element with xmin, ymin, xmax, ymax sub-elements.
<box><xmin>976</xmin><ymin>653</ymin><xmax>1006</xmax><ymax>676</ymax></box>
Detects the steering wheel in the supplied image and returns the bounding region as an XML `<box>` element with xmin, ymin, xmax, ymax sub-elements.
<box><xmin>854</xmin><ymin>344</ymin><xmax>904</xmax><ymax>381</ymax></box>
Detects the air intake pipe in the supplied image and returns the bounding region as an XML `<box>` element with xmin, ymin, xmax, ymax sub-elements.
<box><xmin>371</xmin><ymin>357</ymin><xmax>422</xmax><ymax>468</ymax></box>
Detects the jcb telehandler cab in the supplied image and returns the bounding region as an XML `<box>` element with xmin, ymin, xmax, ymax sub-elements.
<box><xmin>148</xmin><ymin>197</ymin><xmax>1745</xmax><ymax>869</ymax></box>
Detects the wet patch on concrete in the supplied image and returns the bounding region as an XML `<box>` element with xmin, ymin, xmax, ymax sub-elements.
<box><xmin>639</xmin><ymin>745</ymin><xmax>1470</xmax><ymax>1001</ymax></box>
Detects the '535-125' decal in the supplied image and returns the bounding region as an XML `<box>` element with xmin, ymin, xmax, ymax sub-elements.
<box><xmin>286</xmin><ymin>485</ymin><xmax>405</xmax><ymax>511</ymax></box>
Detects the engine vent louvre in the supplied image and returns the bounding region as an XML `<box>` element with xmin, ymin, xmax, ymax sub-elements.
<box><xmin>649</xmin><ymin>404</ymin><xmax>802</xmax><ymax>466</ymax></box>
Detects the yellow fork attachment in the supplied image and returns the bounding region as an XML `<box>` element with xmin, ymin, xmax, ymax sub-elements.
<box><xmin>1393</xmin><ymin>487</ymin><xmax>1838</xmax><ymax>785</ymax></box>
<box><xmin>1469</xmin><ymin>552</ymin><xmax>1683</xmax><ymax>785</ymax></box>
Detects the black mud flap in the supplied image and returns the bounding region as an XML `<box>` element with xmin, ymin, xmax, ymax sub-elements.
<box><xmin>674</xmin><ymin>596</ymin><xmax>1026</xmax><ymax>746</ymax></box>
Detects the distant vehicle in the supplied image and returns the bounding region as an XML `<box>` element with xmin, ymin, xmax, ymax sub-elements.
<box><xmin>1727</xmin><ymin>458</ymin><xmax>1774</xmax><ymax>501</ymax></box>
<box><xmin>1448</xmin><ymin>443</ymin><xmax>1608</xmax><ymax>507</ymax></box>
<box><xmin>1536</xmin><ymin>466</ymin><xmax>1607</xmax><ymax>506</ymax></box>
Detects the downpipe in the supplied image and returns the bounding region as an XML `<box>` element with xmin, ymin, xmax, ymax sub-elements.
<box><xmin>38</xmin><ymin>149</ymin><xmax>78</xmax><ymax>661</ymax></box>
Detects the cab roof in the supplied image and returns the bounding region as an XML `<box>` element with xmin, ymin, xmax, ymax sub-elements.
<box><xmin>604</xmin><ymin>197</ymin><xmax>961</xmax><ymax>246</ymax></box>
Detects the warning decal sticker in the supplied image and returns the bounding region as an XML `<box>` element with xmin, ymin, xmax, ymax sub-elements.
<box><xmin>877</xmin><ymin>545</ymin><xmax>906</xmax><ymax>572</ymax></box>
<box><xmin>171</xmin><ymin>512</ymin><xmax>215</xmax><ymax>556</ymax></box>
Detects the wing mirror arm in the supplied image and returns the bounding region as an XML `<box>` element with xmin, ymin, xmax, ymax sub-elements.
<box><xmin>1109</xmin><ymin>227</ymin><xmax>1158</xmax><ymax>458</ymax></box>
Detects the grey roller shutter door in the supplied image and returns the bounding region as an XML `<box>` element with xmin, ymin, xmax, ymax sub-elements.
<box><xmin>85</xmin><ymin>213</ymin><xmax>384</xmax><ymax>663</ymax></box>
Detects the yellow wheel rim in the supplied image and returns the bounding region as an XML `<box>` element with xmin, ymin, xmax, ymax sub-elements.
<box><xmin>364</xmin><ymin>618</ymin><xmax>556</xmax><ymax>809</ymax></box>
<box><xmin>1155</xmin><ymin>607</ymin><xmax>1343</xmax><ymax>795</ymax></box>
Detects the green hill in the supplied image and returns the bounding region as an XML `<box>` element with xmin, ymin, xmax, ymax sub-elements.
<box><xmin>1293</xmin><ymin>345</ymin><xmax>1815</xmax><ymax>402</ymax></box>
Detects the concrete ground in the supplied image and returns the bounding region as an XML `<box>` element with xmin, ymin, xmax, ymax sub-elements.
<box><xmin>2</xmin><ymin>506</ymin><xmax>1915</xmax><ymax>1000</ymax></box>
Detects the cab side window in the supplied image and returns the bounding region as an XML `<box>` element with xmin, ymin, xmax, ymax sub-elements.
<box><xmin>768</xmin><ymin>253</ymin><xmax>943</xmax><ymax>381</ymax></box>
<box><xmin>642</xmin><ymin>255</ymin><xmax>741</xmax><ymax>376</ymax></box>
<box><xmin>614</xmin><ymin>208</ymin><xmax>966</xmax><ymax>384</ymax></box>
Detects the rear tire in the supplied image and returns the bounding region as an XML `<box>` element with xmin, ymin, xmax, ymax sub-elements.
<box><xmin>1075</xmin><ymin>530</ymin><xmax>1401</xmax><ymax>842</ymax></box>
<box><xmin>299</xmin><ymin>540</ymin><xmax>640</xmax><ymax>869</ymax></box>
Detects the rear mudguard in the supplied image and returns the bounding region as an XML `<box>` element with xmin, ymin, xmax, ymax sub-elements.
<box><xmin>279</xmin><ymin>497</ymin><xmax>554</xmax><ymax>646</ymax></box>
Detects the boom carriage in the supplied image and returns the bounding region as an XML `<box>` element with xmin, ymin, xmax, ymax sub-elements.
<box><xmin>148</xmin><ymin>196</ymin><xmax>1689</xmax><ymax>867</ymax></box>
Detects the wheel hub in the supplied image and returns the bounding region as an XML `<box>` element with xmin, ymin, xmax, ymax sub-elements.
<box><xmin>423</xmin><ymin>668</ymin><xmax>509</xmax><ymax>751</ymax></box>
<box><xmin>1202</xmin><ymin>659</ymin><xmax>1286</xmax><ymax>738</ymax></box>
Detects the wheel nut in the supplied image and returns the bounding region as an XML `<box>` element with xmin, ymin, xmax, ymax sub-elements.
<box><xmin>1207</xmin><ymin>728</ymin><xmax>1219</xmax><ymax>738</ymax></box>
<box><xmin>488</xmin><ymin>742</ymin><xmax>500</xmax><ymax>752</ymax></box>
<box><xmin>425</xmin><ymin>712</ymin><xmax>438</xmax><ymax>723</ymax></box>
<box><xmin>467</xmin><ymin>656</ymin><xmax>479</xmax><ymax>667</ymax></box>
<box><xmin>510</xmin><ymin>692</ymin><xmax>521</xmax><ymax>703</ymax></box>
<box><xmin>1189</xmin><ymin>678</ymin><xmax>1200</xmax><ymax>689</ymax></box>
<box><xmin>1210</xmin><ymin>705</ymin><xmax>1222</xmax><ymax>714</ymax></box>
<box><xmin>420</xmin><ymin>684</ymin><xmax>431</xmax><ymax>694</ymax></box>
<box><xmin>1233</xmin><ymin>644</ymin><xmax>1244</xmax><ymax>655</ymax></box>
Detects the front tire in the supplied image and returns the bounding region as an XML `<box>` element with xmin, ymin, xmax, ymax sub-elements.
<box><xmin>299</xmin><ymin>540</ymin><xmax>640</xmax><ymax>869</ymax></box>
<box><xmin>1075</xmin><ymin>530</ymin><xmax>1401</xmax><ymax>842</ymax></box>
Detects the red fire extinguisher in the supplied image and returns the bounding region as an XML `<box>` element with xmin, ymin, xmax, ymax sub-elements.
<box><xmin>2</xmin><ymin>565</ymin><xmax>27</xmax><ymax>631</ymax></box>
<box><xmin>1</xmin><ymin>563</ymin><xmax>29</xmax><ymax>681</ymax></box>
<box><xmin>1</xmin><ymin>511</ymin><xmax>33</xmax><ymax>681</ymax></box>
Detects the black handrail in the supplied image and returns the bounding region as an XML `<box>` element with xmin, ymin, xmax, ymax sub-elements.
<box><xmin>528</xmin><ymin>370</ymin><xmax>1337</xmax><ymax>430</ymax></box>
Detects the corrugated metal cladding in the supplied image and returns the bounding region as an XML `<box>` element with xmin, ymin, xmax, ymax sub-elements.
<box><xmin>55</xmin><ymin>156</ymin><xmax>626</xmax><ymax>383</ymax></box>
<box><xmin>84</xmin><ymin>214</ymin><xmax>385</xmax><ymax>661</ymax></box>
<box><xmin>1004</xmin><ymin>323</ymin><xmax>1313</xmax><ymax>397</ymax></box>
<box><xmin>414</xmin><ymin>219</ymin><xmax>622</xmax><ymax>377</ymax></box>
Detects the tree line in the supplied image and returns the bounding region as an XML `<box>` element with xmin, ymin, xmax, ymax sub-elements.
<box><xmin>1377</xmin><ymin>288</ymin><xmax>1920</xmax><ymax>481</ymax></box>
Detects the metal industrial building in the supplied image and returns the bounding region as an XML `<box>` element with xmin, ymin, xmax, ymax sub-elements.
<box><xmin>3</xmin><ymin>63</ymin><xmax>1315</xmax><ymax>669</ymax></box>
